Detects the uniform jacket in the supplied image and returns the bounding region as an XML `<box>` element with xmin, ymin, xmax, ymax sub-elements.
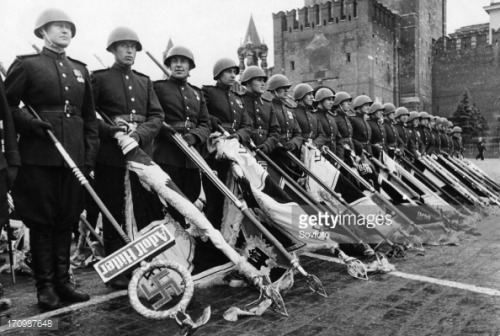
<box><xmin>407</xmin><ymin>125</ymin><xmax>423</xmax><ymax>157</ymax></box>
<box><xmin>202</xmin><ymin>82</ymin><xmax>252</xmax><ymax>143</ymax></box>
<box><xmin>416</xmin><ymin>125</ymin><xmax>432</xmax><ymax>155</ymax></box>
<box><xmin>271</xmin><ymin>97</ymin><xmax>302</xmax><ymax>150</ymax></box>
<box><xmin>439</xmin><ymin>130</ymin><xmax>450</xmax><ymax>153</ymax></box>
<box><xmin>0</xmin><ymin>77</ymin><xmax>20</xmax><ymax>170</ymax></box>
<box><xmin>5</xmin><ymin>47</ymin><xmax>98</xmax><ymax>167</ymax></box>
<box><xmin>153</xmin><ymin>77</ymin><xmax>210</xmax><ymax>168</ymax></box>
<box><xmin>294</xmin><ymin>103</ymin><xmax>325</xmax><ymax>147</ymax></box>
<box><xmin>451</xmin><ymin>136</ymin><xmax>463</xmax><ymax>158</ymax></box>
<box><xmin>241</xmin><ymin>91</ymin><xmax>280</xmax><ymax>151</ymax></box>
<box><xmin>395</xmin><ymin>122</ymin><xmax>409</xmax><ymax>152</ymax></box>
<box><xmin>349</xmin><ymin>114</ymin><xmax>372</xmax><ymax>156</ymax></box>
<box><xmin>431</xmin><ymin>128</ymin><xmax>441</xmax><ymax>153</ymax></box>
<box><xmin>334</xmin><ymin>107</ymin><xmax>354</xmax><ymax>154</ymax></box>
<box><xmin>92</xmin><ymin>63</ymin><xmax>164</xmax><ymax>167</ymax></box>
<box><xmin>367</xmin><ymin>118</ymin><xmax>386</xmax><ymax>158</ymax></box>
<box><xmin>317</xmin><ymin>108</ymin><xmax>341</xmax><ymax>154</ymax></box>
<box><xmin>447</xmin><ymin>133</ymin><xmax>454</xmax><ymax>155</ymax></box>
<box><xmin>383</xmin><ymin>119</ymin><xmax>399</xmax><ymax>148</ymax></box>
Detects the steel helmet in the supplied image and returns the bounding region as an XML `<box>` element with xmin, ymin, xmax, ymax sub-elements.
<box><xmin>293</xmin><ymin>83</ymin><xmax>314</xmax><ymax>101</ymax></box>
<box><xmin>106</xmin><ymin>27</ymin><xmax>142</xmax><ymax>52</ymax></box>
<box><xmin>419</xmin><ymin>111</ymin><xmax>430</xmax><ymax>119</ymax></box>
<box><xmin>314</xmin><ymin>88</ymin><xmax>335</xmax><ymax>102</ymax></box>
<box><xmin>447</xmin><ymin>120</ymin><xmax>453</xmax><ymax>127</ymax></box>
<box><xmin>267</xmin><ymin>74</ymin><xmax>291</xmax><ymax>91</ymax></box>
<box><xmin>164</xmin><ymin>45</ymin><xmax>196</xmax><ymax>69</ymax></box>
<box><xmin>452</xmin><ymin>126</ymin><xmax>462</xmax><ymax>133</ymax></box>
<box><xmin>395</xmin><ymin>107</ymin><xmax>410</xmax><ymax>118</ymax></box>
<box><xmin>383</xmin><ymin>103</ymin><xmax>396</xmax><ymax>115</ymax></box>
<box><xmin>34</xmin><ymin>8</ymin><xmax>76</xmax><ymax>38</ymax></box>
<box><xmin>368</xmin><ymin>102</ymin><xmax>384</xmax><ymax>114</ymax></box>
<box><xmin>435</xmin><ymin>117</ymin><xmax>443</xmax><ymax>125</ymax></box>
<box><xmin>352</xmin><ymin>95</ymin><xmax>373</xmax><ymax>110</ymax></box>
<box><xmin>213</xmin><ymin>58</ymin><xmax>239</xmax><ymax>80</ymax></box>
<box><xmin>429</xmin><ymin>115</ymin><xmax>437</xmax><ymax>121</ymax></box>
<box><xmin>333</xmin><ymin>91</ymin><xmax>352</xmax><ymax>106</ymax></box>
<box><xmin>407</xmin><ymin>111</ymin><xmax>421</xmax><ymax>122</ymax></box>
<box><xmin>240</xmin><ymin>66</ymin><xmax>267</xmax><ymax>84</ymax></box>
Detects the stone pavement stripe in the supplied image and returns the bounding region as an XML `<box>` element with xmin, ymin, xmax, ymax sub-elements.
<box><xmin>0</xmin><ymin>290</ymin><xmax>127</xmax><ymax>333</ymax></box>
<box><xmin>302</xmin><ymin>252</ymin><xmax>500</xmax><ymax>297</ymax></box>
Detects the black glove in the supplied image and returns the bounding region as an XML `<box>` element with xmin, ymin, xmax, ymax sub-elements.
<box><xmin>257</xmin><ymin>143</ymin><xmax>269</xmax><ymax>154</ymax></box>
<box><xmin>82</xmin><ymin>165</ymin><xmax>94</xmax><ymax>180</ymax></box>
<box><xmin>283</xmin><ymin>141</ymin><xmax>295</xmax><ymax>151</ymax></box>
<box><xmin>107</xmin><ymin>125</ymin><xmax>127</xmax><ymax>139</ymax></box>
<box><xmin>209</xmin><ymin>115</ymin><xmax>221</xmax><ymax>132</ymax></box>
<box><xmin>30</xmin><ymin>118</ymin><xmax>52</xmax><ymax>137</ymax></box>
<box><xmin>183</xmin><ymin>133</ymin><xmax>197</xmax><ymax>146</ymax></box>
<box><xmin>6</xmin><ymin>166</ymin><xmax>18</xmax><ymax>190</ymax></box>
<box><xmin>226</xmin><ymin>133</ymin><xmax>239</xmax><ymax>140</ymax></box>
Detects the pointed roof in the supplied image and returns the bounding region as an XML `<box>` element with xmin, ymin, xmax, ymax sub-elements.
<box><xmin>244</xmin><ymin>15</ymin><xmax>262</xmax><ymax>46</ymax></box>
<box><xmin>166</xmin><ymin>37</ymin><xmax>174</xmax><ymax>53</ymax></box>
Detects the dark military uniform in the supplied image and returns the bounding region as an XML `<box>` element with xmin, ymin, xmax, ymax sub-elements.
<box><xmin>317</xmin><ymin>108</ymin><xmax>341</xmax><ymax>155</ymax></box>
<box><xmin>5</xmin><ymin>47</ymin><xmax>98</xmax><ymax>298</ymax></box>
<box><xmin>242</xmin><ymin>91</ymin><xmax>280</xmax><ymax>152</ymax></box>
<box><xmin>334</xmin><ymin>107</ymin><xmax>354</xmax><ymax>160</ymax></box>
<box><xmin>395</xmin><ymin>121</ymin><xmax>409</xmax><ymax>154</ymax></box>
<box><xmin>451</xmin><ymin>136</ymin><xmax>463</xmax><ymax>158</ymax></box>
<box><xmin>367</xmin><ymin>118</ymin><xmax>386</xmax><ymax>159</ymax></box>
<box><xmin>349</xmin><ymin>114</ymin><xmax>372</xmax><ymax>156</ymax></box>
<box><xmin>383</xmin><ymin>119</ymin><xmax>400</xmax><ymax>157</ymax></box>
<box><xmin>447</xmin><ymin>133</ymin><xmax>454</xmax><ymax>155</ymax></box>
<box><xmin>91</xmin><ymin>63</ymin><xmax>164</xmax><ymax>253</ymax></box>
<box><xmin>407</xmin><ymin>125</ymin><xmax>423</xmax><ymax>157</ymax></box>
<box><xmin>294</xmin><ymin>103</ymin><xmax>325</xmax><ymax>148</ymax></box>
<box><xmin>202</xmin><ymin>82</ymin><xmax>252</xmax><ymax>229</ymax></box>
<box><xmin>431</xmin><ymin>128</ymin><xmax>441</xmax><ymax>154</ymax></box>
<box><xmin>152</xmin><ymin>76</ymin><xmax>209</xmax><ymax>227</ymax></box>
<box><xmin>417</xmin><ymin>125</ymin><xmax>432</xmax><ymax>155</ymax></box>
<box><xmin>0</xmin><ymin>77</ymin><xmax>20</xmax><ymax>229</ymax></box>
<box><xmin>439</xmin><ymin>130</ymin><xmax>450</xmax><ymax>154</ymax></box>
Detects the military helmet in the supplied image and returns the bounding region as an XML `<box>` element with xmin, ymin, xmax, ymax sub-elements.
<box><xmin>395</xmin><ymin>107</ymin><xmax>410</xmax><ymax>118</ymax></box>
<box><xmin>267</xmin><ymin>74</ymin><xmax>291</xmax><ymax>91</ymax></box>
<box><xmin>435</xmin><ymin>117</ymin><xmax>443</xmax><ymax>125</ymax></box>
<box><xmin>352</xmin><ymin>95</ymin><xmax>373</xmax><ymax>110</ymax></box>
<box><xmin>333</xmin><ymin>91</ymin><xmax>352</xmax><ymax>106</ymax></box>
<box><xmin>314</xmin><ymin>88</ymin><xmax>335</xmax><ymax>102</ymax></box>
<box><xmin>368</xmin><ymin>102</ymin><xmax>384</xmax><ymax>114</ymax></box>
<box><xmin>213</xmin><ymin>58</ymin><xmax>239</xmax><ymax>80</ymax></box>
<box><xmin>164</xmin><ymin>45</ymin><xmax>196</xmax><ymax>69</ymax></box>
<box><xmin>452</xmin><ymin>126</ymin><xmax>462</xmax><ymax>134</ymax></box>
<box><xmin>34</xmin><ymin>8</ymin><xmax>76</xmax><ymax>38</ymax></box>
<box><xmin>419</xmin><ymin>111</ymin><xmax>430</xmax><ymax>119</ymax></box>
<box><xmin>447</xmin><ymin>120</ymin><xmax>453</xmax><ymax>127</ymax></box>
<box><xmin>407</xmin><ymin>111</ymin><xmax>421</xmax><ymax>122</ymax></box>
<box><xmin>293</xmin><ymin>83</ymin><xmax>314</xmax><ymax>101</ymax></box>
<box><xmin>240</xmin><ymin>66</ymin><xmax>267</xmax><ymax>84</ymax></box>
<box><xmin>106</xmin><ymin>26</ymin><xmax>142</xmax><ymax>52</ymax></box>
<box><xmin>383</xmin><ymin>103</ymin><xmax>396</xmax><ymax>115</ymax></box>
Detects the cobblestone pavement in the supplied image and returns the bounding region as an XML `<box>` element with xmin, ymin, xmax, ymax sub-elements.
<box><xmin>0</xmin><ymin>159</ymin><xmax>499</xmax><ymax>336</ymax></box>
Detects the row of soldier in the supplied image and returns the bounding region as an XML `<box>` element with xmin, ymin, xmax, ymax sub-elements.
<box><xmin>0</xmin><ymin>8</ymin><xmax>465</xmax><ymax>312</ymax></box>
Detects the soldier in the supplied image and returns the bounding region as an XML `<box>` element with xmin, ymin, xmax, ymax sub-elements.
<box><xmin>438</xmin><ymin>118</ymin><xmax>450</xmax><ymax>154</ymax></box>
<box><xmin>382</xmin><ymin>103</ymin><xmax>399</xmax><ymax>158</ymax></box>
<box><xmin>91</xmin><ymin>27</ymin><xmax>164</xmax><ymax>289</ymax></box>
<box><xmin>293</xmin><ymin>83</ymin><xmax>325</xmax><ymax>149</ymax></box>
<box><xmin>446</xmin><ymin>120</ymin><xmax>455</xmax><ymax>155</ymax></box>
<box><xmin>202</xmin><ymin>58</ymin><xmax>252</xmax><ymax>231</ymax></box>
<box><xmin>240</xmin><ymin>66</ymin><xmax>280</xmax><ymax>154</ymax></box>
<box><xmin>333</xmin><ymin>92</ymin><xmax>354</xmax><ymax>161</ymax></box>
<box><xmin>350</xmin><ymin>95</ymin><xmax>372</xmax><ymax>156</ymax></box>
<box><xmin>430</xmin><ymin>116</ymin><xmax>441</xmax><ymax>155</ymax></box>
<box><xmin>394</xmin><ymin>107</ymin><xmax>410</xmax><ymax>154</ymax></box>
<box><xmin>5</xmin><ymin>9</ymin><xmax>98</xmax><ymax>310</ymax></box>
<box><xmin>152</xmin><ymin>46</ymin><xmax>209</xmax><ymax>232</ymax></box>
<box><xmin>406</xmin><ymin>112</ymin><xmax>423</xmax><ymax>158</ymax></box>
<box><xmin>416</xmin><ymin>112</ymin><xmax>432</xmax><ymax>155</ymax></box>
<box><xmin>366</xmin><ymin>102</ymin><xmax>386</xmax><ymax>160</ymax></box>
<box><xmin>451</xmin><ymin>126</ymin><xmax>464</xmax><ymax>158</ymax></box>
<box><xmin>427</xmin><ymin>115</ymin><xmax>440</xmax><ymax>155</ymax></box>
<box><xmin>315</xmin><ymin>88</ymin><xmax>341</xmax><ymax>155</ymax></box>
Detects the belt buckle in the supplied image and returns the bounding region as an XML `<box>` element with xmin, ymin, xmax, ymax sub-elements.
<box><xmin>64</xmin><ymin>103</ymin><xmax>72</xmax><ymax>118</ymax></box>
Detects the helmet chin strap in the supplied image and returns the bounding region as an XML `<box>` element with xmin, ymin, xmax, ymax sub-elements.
<box><xmin>42</xmin><ymin>28</ymin><xmax>65</xmax><ymax>53</ymax></box>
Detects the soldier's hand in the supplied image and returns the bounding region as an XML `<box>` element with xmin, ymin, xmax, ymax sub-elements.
<box><xmin>6</xmin><ymin>165</ymin><xmax>18</xmax><ymax>190</ymax></box>
<box><xmin>82</xmin><ymin>165</ymin><xmax>94</xmax><ymax>180</ymax></box>
<box><xmin>108</xmin><ymin>125</ymin><xmax>127</xmax><ymax>139</ymax></box>
<box><xmin>225</xmin><ymin>133</ymin><xmax>239</xmax><ymax>141</ymax></box>
<box><xmin>283</xmin><ymin>141</ymin><xmax>295</xmax><ymax>151</ymax></box>
<box><xmin>257</xmin><ymin>143</ymin><xmax>269</xmax><ymax>154</ymax></box>
<box><xmin>30</xmin><ymin>118</ymin><xmax>52</xmax><ymax>137</ymax></box>
<box><xmin>209</xmin><ymin>115</ymin><xmax>221</xmax><ymax>132</ymax></box>
<box><xmin>182</xmin><ymin>133</ymin><xmax>197</xmax><ymax>146</ymax></box>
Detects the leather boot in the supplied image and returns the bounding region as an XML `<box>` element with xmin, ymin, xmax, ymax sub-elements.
<box><xmin>54</xmin><ymin>230</ymin><xmax>90</xmax><ymax>303</ymax></box>
<box><xmin>30</xmin><ymin>230</ymin><xmax>62</xmax><ymax>311</ymax></box>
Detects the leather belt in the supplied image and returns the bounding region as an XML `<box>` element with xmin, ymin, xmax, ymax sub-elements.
<box><xmin>115</xmin><ymin>114</ymin><xmax>146</xmax><ymax>123</ymax></box>
<box><xmin>220</xmin><ymin>122</ymin><xmax>237</xmax><ymax>133</ymax></box>
<box><xmin>252</xmin><ymin>128</ymin><xmax>268</xmax><ymax>136</ymax></box>
<box><xmin>169</xmin><ymin>120</ymin><xmax>197</xmax><ymax>132</ymax></box>
<box><xmin>37</xmin><ymin>104</ymin><xmax>77</xmax><ymax>116</ymax></box>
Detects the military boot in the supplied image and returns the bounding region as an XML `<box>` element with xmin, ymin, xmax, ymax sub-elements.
<box><xmin>30</xmin><ymin>230</ymin><xmax>62</xmax><ymax>311</ymax></box>
<box><xmin>54</xmin><ymin>230</ymin><xmax>90</xmax><ymax>303</ymax></box>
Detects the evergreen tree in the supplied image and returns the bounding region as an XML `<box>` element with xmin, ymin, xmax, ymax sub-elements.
<box><xmin>449</xmin><ymin>90</ymin><xmax>487</xmax><ymax>143</ymax></box>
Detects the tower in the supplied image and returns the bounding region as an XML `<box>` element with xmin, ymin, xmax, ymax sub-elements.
<box><xmin>237</xmin><ymin>15</ymin><xmax>269</xmax><ymax>72</ymax></box>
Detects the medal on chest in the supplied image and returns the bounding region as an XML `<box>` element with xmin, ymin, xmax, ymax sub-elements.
<box><xmin>235</xmin><ymin>98</ymin><xmax>243</xmax><ymax>109</ymax></box>
<box><xmin>73</xmin><ymin>69</ymin><xmax>85</xmax><ymax>83</ymax></box>
<box><xmin>287</xmin><ymin>110</ymin><xmax>293</xmax><ymax>119</ymax></box>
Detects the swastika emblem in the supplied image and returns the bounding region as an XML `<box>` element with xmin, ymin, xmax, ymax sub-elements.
<box><xmin>140</xmin><ymin>269</ymin><xmax>183</xmax><ymax>310</ymax></box>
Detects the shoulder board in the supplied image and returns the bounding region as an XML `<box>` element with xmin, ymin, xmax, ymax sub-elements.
<box><xmin>16</xmin><ymin>53</ymin><xmax>39</xmax><ymax>60</ymax></box>
<box><xmin>187</xmin><ymin>83</ymin><xmax>201</xmax><ymax>91</ymax></box>
<box><xmin>91</xmin><ymin>68</ymin><xmax>109</xmax><ymax>75</ymax></box>
<box><xmin>67</xmin><ymin>56</ymin><xmax>87</xmax><ymax>67</ymax></box>
<box><xmin>201</xmin><ymin>85</ymin><xmax>215</xmax><ymax>90</ymax></box>
<box><xmin>230</xmin><ymin>86</ymin><xmax>246</xmax><ymax>96</ymax></box>
<box><xmin>262</xmin><ymin>95</ymin><xmax>272</xmax><ymax>103</ymax></box>
<box><xmin>132</xmin><ymin>69</ymin><xmax>149</xmax><ymax>78</ymax></box>
<box><xmin>153</xmin><ymin>79</ymin><xmax>168</xmax><ymax>84</ymax></box>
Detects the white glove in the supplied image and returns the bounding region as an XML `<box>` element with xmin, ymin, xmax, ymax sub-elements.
<box><xmin>117</xmin><ymin>135</ymin><xmax>139</xmax><ymax>155</ymax></box>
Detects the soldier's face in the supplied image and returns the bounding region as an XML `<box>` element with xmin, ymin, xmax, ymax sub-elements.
<box><xmin>340</xmin><ymin>100</ymin><xmax>351</xmax><ymax>111</ymax></box>
<box><xmin>388</xmin><ymin>112</ymin><xmax>395</xmax><ymax>121</ymax></box>
<box><xmin>247</xmin><ymin>77</ymin><xmax>267</xmax><ymax>94</ymax></box>
<box><xmin>321</xmin><ymin>97</ymin><xmax>334</xmax><ymax>110</ymax></box>
<box><xmin>400</xmin><ymin>115</ymin><xmax>408</xmax><ymax>123</ymax></box>
<box><xmin>44</xmin><ymin>21</ymin><xmax>73</xmax><ymax>48</ymax></box>
<box><xmin>373</xmin><ymin>110</ymin><xmax>383</xmax><ymax>119</ymax></box>
<box><xmin>112</xmin><ymin>41</ymin><xmax>137</xmax><ymax>66</ymax></box>
<box><xmin>168</xmin><ymin>57</ymin><xmax>191</xmax><ymax>80</ymax></box>
<box><xmin>360</xmin><ymin>103</ymin><xmax>371</xmax><ymax>114</ymax></box>
<box><xmin>274</xmin><ymin>87</ymin><xmax>289</xmax><ymax>99</ymax></box>
<box><xmin>421</xmin><ymin>118</ymin><xmax>429</xmax><ymax>126</ymax></box>
<box><xmin>412</xmin><ymin>118</ymin><xmax>420</xmax><ymax>127</ymax></box>
<box><xmin>302</xmin><ymin>92</ymin><xmax>314</xmax><ymax>106</ymax></box>
<box><xmin>430</xmin><ymin>121</ymin><xmax>435</xmax><ymax>128</ymax></box>
<box><xmin>219</xmin><ymin>68</ymin><xmax>237</xmax><ymax>86</ymax></box>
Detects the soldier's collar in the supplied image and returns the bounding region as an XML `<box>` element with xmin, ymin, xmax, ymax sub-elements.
<box><xmin>42</xmin><ymin>47</ymin><xmax>66</xmax><ymax>60</ymax></box>
<box><xmin>112</xmin><ymin>63</ymin><xmax>133</xmax><ymax>74</ymax></box>
<box><xmin>215</xmin><ymin>81</ymin><xmax>231</xmax><ymax>91</ymax></box>
<box><xmin>170</xmin><ymin>76</ymin><xmax>188</xmax><ymax>86</ymax></box>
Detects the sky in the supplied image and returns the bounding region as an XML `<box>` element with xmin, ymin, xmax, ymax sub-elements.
<box><xmin>0</xmin><ymin>0</ymin><xmax>492</xmax><ymax>86</ymax></box>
